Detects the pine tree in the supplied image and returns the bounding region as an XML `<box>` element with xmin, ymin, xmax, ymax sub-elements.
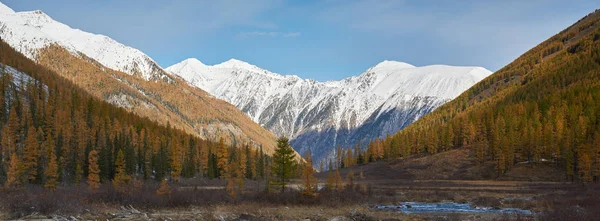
<box><xmin>270</xmin><ymin>137</ymin><xmax>296</xmax><ymax>193</ymax></box>
<box><xmin>300</xmin><ymin>150</ymin><xmax>316</xmax><ymax>196</ymax></box>
<box><xmin>113</xmin><ymin>149</ymin><xmax>131</xmax><ymax>192</ymax></box>
<box><xmin>248</xmin><ymin>148</ymin><xmax>257</xmax><ymax>179</ymax></box>
<box><xmin>87</xmin><ymin>149</ymin><xmax>100</xmax><ymax>189</ymax></box>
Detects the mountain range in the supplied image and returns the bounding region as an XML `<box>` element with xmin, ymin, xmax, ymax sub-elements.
<box><xmin>166</xmin><ymin>58</ymin><xmax>491</xmax><ymax>164</ymax></box>
<box><xmin>0</xmin><ymin>2</ymin><xmax>279</xmax><ymax>153</ymax></box>
<box><xmin>0</xmin><ymin>1</ymin><xmax>492</xmax><ymax>164</ymax></box>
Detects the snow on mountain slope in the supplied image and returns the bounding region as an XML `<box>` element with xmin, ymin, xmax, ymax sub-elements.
<box><xmin>0</xmin><ymin>2</ymin><xmax>168</xmax><ymax>81</ymax></box>
<box><xmin>0</xmin><ymin>2</ymin><xmax>282</xmax><ymax>154</ymax></box>
<box><xmin>167</xmin><ymin>58</ymin><xmax>492</xmax><ymax>164</ymax></box>
<box><xmin>0</xmin><ymin>1</ymin><xmax>13</xmax><ymax>14</ymax></box>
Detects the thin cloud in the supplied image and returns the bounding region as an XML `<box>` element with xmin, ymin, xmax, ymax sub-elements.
<box><xmin>238</xmin><ymin>31</ymin><xmax>301</xmax><ymax>38</ymax></box>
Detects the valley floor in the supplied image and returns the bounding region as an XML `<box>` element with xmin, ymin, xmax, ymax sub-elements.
<box><xmin>1</xmin><ymin>148</ymin><xmax>598</xmax><ymax>221</ymax></box>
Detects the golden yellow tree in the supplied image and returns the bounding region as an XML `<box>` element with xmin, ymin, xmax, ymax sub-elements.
<box><xmin>333</xmin><ymin>169</ymin><xmax>343</xmax><ymax>191</ymax></box>
<box><xmin>300</xmin><ymin>150</ymin><xmax>317</xmax><ymax>196</ymax></box>
<box><xmin>240</xmin><ymin>146</ymin><xmax>247</xmax><ymax>179</ymax></box>
<box><xmin>216</xmin><ymin>138</ymin><xmax>228</xmax><ymax>178</ymax></box>
<box><xmin>6</xmin><ymin>153</ymin><xmax>23</xmax><ymax>187</ymax></box>
<box><xmin>326</xmin><ymin>169</ymin><xmax>334</xmax><ymax>190</ymax></box>
<box><xmin>224</xmin><ymin>160</ymin><xmax>237</xmax><ymax>198</ymax></box>
<box><xmin>156</xmin><ymin>179</ymin><xmax>171</xmax><ymax>196</ymax></box>
<box><xmin>23</xmin><ymin>126</ymin><xmax>39</xmax><ymax>183</ymax></box>
<box><xmin>594</xmin><ymin>132</ymin><xmax>600</xmax><ymax>182</ymax></box>
<box><xmin>44</xmin><ymin>148</ymin><xmax>59</xmax><ymax>191</ymax></box>
<box><xmin>579</xmin><ymin>151</ymin><xmax>592</xmax><ymax>183</ymax></box>
<box><xmin>346</xmin><ymin>169</ymin><xmax>355</xmax><ymax>188</ymax></box>
<box><xmin>169</xmin><ymin>137</ymin><xmax>182</xmax><ymax>181</ymax></box>
<box><xmin>113</xmin><ymin>149</ymin><xmax>131</xmax><ymax>192</ymax></box>
<box><xmin>87</xmin><ymin>149</ymin><xmax>100</xmax><ymax>189</ymax></box>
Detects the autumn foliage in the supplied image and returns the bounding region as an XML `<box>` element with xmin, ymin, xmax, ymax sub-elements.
<box><xmin>363</xmin><ymin>10</ymin><xmax>600</xmax><ymax>183</ymax></box>
<box><xmin>0</xmin><ymin>39</ymin><xmax>272</xmax><ymax>191</ymax></box>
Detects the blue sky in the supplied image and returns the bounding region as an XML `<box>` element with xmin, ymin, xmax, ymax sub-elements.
<box><xmin>4</xmin><ymin>0</ymin><xmax>599</xmax><ymax>81</ymax></box>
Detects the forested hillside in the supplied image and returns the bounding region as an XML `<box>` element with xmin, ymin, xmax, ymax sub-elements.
<box><xmin>0</xmin><ymin>5</ymin><xmax>279</xmax><ymax>155</ymax></box>
<box><xmin>0</xmin><ymin>40</ymin><xmax>270</xmax><ymax>188</ymax></box>
<box><xmin>363</xmin><ymin>10</ymin><xmax>600</xmax><ymax>182</ymax></box>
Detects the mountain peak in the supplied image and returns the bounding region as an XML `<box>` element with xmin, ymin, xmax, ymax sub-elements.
<box><xmin>0</xmin><ymin>1</ymin><xmax>15</xmax><ymax>14</ymax></box>
<box><xmin>214</xmin><ymin>58</ymin><xmax>266</xmax><ymax>73</ymax></box>
<box><xmin>218</xmin><ymin>58</ymin><xmax>252</xmax><ymax>67</ymax></box>
<box><xmin>373</xmin><ymin>60</ymin><xmax>415</xmax><ymax>70</ymax></box>
<box><xmin>181</xmin><ymin>58</ymin><xmax>206</xmax><ymax>67</ymax></box>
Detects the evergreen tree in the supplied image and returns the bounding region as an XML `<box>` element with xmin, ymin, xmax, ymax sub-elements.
<box><xmin>270</xmin><ymin>137</ymin><xmax>296</xmax><ymax>193</ymax></box>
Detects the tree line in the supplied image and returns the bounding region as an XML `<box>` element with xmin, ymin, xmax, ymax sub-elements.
<box><xmin>359</xmin><ymin>12</ymin><xmax>600</xmax><ymax>183</ymax></box>
<box><xmin>0</xmin><ymin>40</ymin><xmax>272</xmax><ymax>191</ymax></box>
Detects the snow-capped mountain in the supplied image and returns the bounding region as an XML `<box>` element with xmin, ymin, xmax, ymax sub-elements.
<box><xmin>167</xmin><ymin>58</ymin><xmax>492</xmax><ymax>164</ymax></box>
<box><xmin>0</xmin><ymin>2</ymin><xmax>168</xmax><ymax>81</ymax></box>
<box><xmin>0</xmin><ymin>2</ymin><xmax>281</xmax><ymax>154</ymax></box>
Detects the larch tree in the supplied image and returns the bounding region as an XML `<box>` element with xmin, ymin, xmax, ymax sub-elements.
<box><xmin>6</xmin><ymin>152</ymin><xmax>23</xmax><ymax>187</ymax></box>
<box><xmin>347</xmin><ymin>169</ymin><xmax>355</xmax><ymax>187</ymax></box>
<box><xmin>225</xmin><ymin>158</ymin><xmax>238</xmax><ymax>198</ymax></box>
<box><xmin>169</xmin><ymin>137</ymin><xmax>182</xmax><ymax>181</ymax></box>
<box><xmin>270</xmin><ymin>137</ymin><xmax>296</xmax><ymax>193</ymax></box>
<box><xmin>239</xmin><ymin>146</ymin><xmax>247</xmax><ymax>179</ymax></box>
<box><xmin>579</xmin><ymin>151</ymin><xmax>592</xmax><ymax>183</ymax></box>
<box><xmin>87</xmin><ymin>149</ymin><xmax>100</xmax><ymax>189</ymax></box>
<box><xmin>156</xmin><ymin>179</ymin><xmax>171</xmax><ymax>196</ymax></box>
<box><xmin>113</xmin><ymin>149</ymin><xmax>131</xmax><ymax>192</ymax></box>
<box><xmin>44</xmin><ymin>147</ymin><xmax>59</xmax><ymax>191</ymax></box>
<box><xmin>6</xmin><ymin>106</ymin><xmax>20</xmax><ymax>148</ymax></box>
<box><xmin>300</xmin><ymin>150</ymin><xmax>316</xmax><ymax>196</ymax></box>
<box><xmin>1</xmin><ymin>128</ymin><xmax>15</xmax><ymax>169</ymax></box>
<box><xmin>216</xmin><ymin>138</ymin><xmax>228</xmax><ymax>178</ymax></box>
<box><xmin>23</xmin><ymin>126</ymin><xmax>39</xmax><ymax>183</ymax></box>
<box><xmin>326</xmin><ymin>169</ymin><xmax>334</xmax><ymax>190</ymax></box>
<box><xmin>333</xmin><ymin>169</ymin><xmax>342</xmax><ymax>191</ymax></box>
<box><xmin>593</xmin><ymin>131</ymin><xmax>600</xmax><ymax>182</ymax></box>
